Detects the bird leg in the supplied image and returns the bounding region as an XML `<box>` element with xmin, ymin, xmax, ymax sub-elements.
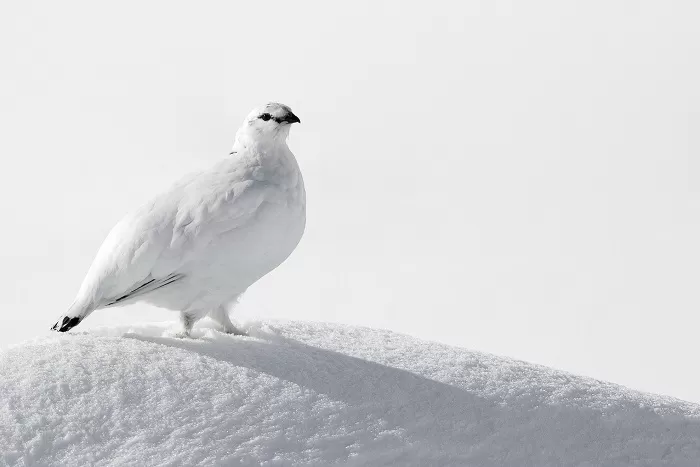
<box><xmin>176</xmin><ymin>309</ymin><xmax>208</xmax><ymax>338</ymax></box>
<box><xmin>208</xmin><ymin>305</ymin><xmax>247</xmax><ymax>335</ymax></box>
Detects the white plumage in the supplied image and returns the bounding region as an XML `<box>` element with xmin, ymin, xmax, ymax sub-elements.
<box><xmin>52</xmin><ymin>102</ymin><xmax>305</xmax><ymax>336</ymax></box>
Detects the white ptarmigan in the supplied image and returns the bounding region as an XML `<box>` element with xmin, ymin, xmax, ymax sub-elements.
<box><xmin>51</xmin><ymin>103</ymin><xmax>305</xmax><ymax>337</ymax></box>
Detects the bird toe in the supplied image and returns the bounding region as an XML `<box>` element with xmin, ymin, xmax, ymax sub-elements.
<box><xmin>224</xmin><ymin>326</ymin><xmax>248</xmax><ymax>336</ymax></box>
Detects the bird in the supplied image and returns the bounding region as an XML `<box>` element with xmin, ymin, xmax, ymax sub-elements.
<box><xmin>51</xmin><ymin>102</ymin><xmax>306</xmax><ymax>337</ymax></box>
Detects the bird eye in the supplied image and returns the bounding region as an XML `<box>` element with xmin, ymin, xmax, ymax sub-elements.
<box><xmin>259</xmin><ymin>113</ymin><xmax>272</xmax><ymax>121</ymax></box>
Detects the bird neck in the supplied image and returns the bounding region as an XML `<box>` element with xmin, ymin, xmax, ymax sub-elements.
<box><xmin>230</xmin><ymin>130</ymin><xmax>297</xmax><ymax>171</ymax></box>
<box><xmin>232</xmin><ymin>126</ymin><xmax>291</xmax><ymax>153</ymax></box>
<box><xmin>232</xmin><ymin>137</ymin><xmax>284</xmax><ymax>154</ymax></box>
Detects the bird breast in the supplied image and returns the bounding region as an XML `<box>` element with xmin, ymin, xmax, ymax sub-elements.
<box><xmin>182</xmin><ymin>161</ymin><xmax>306</xmax><ymax>287</ymax></box>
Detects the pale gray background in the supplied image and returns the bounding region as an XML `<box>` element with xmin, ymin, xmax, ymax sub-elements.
<box><xmin>1</xmin><ymin>1</ymin><xmax>699</xmax><ymax>402</ymax></box>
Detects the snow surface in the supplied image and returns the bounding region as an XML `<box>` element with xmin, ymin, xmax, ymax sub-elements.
<box><xmin>1</xmin><ymin>321</ymin><xmax>699</xmax><ymax>466</ymax></box>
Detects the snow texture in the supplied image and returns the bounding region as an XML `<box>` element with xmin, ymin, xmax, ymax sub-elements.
<box><xmin>1</xmin><ymin>320</ymin><xmax>699</xmax><ymax>466</ymax></box>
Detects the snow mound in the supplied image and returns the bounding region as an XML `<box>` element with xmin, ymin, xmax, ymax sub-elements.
<box><xmin>1</xmin><ymin>321</ymin><xmax>699</xmax><ymax>466</ymax></box>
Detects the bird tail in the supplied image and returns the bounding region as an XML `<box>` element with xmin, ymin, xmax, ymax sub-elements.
<box><xmin>51</xmin><ymin>300</ymin><xmax>94</xmax><ymax>332</ymax></box>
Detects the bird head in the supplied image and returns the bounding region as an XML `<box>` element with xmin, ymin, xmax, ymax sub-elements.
<box><xmin>237</xmin><ymin>103</ymin><xmax>301</xmax><ymax>144</ymax></box>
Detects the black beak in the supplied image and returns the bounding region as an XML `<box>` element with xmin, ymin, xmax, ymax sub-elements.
<box><xmin>283</xmin><ymin>112</ymin><xmax>301</xmax><ymax>124</ymax></box>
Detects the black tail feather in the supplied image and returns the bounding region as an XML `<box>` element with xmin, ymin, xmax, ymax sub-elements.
<box><xmin>51</xmin><ymin>316</ymin><xmax>81</xmax><ymax>332</ymax></box>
